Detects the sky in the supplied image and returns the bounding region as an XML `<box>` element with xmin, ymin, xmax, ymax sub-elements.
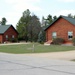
<box><xmin>0</xmin><ymin>0</ymin><xmax>75</xmax><ymax>28</ymax></box>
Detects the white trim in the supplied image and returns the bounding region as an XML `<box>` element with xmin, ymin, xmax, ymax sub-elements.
<box><xmin>68</xmin><ymin>31</ymin><xmax>73</xmax><ymax>40</ymax></box>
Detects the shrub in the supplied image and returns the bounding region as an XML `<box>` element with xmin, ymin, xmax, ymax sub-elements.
<box><xmin>38</xmin><ymin>30</ymin><xmax>46</xmax><ymax>44</ymax></box>
<box><xmin>9</xmin><ymin>38</ymin><xmax>18</xmax><ymax>43</ymax></box>
<box><xmin>72</xmin><ymin>38</ymin><xmax>75</xmax><ymax>46</ymax></box>
<box><xmin>52</xmin><ymin>38</ymin><xmax>65</xmax><ymax>45</ymax></box>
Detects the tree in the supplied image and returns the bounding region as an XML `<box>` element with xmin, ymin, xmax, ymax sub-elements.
<box><xmin>67</xmin><ymin>14</ymin><xmax>75</xmax><ymax>19</ymax></box>
<box><xmin>0</xmin><ymin>21</ymin><xmax>1</xmax><ymax>25</ymax></box>
<box><xmin>46</xmin><ymin>14</ymin><xmax>53</xmax><ymax>25</ymax></box>
<box><xmin>53</xmin><ymin>16</ymin><xmax>57</xmax><ymax>21</ymax></box>
<box><xmin>1</xmin><ymin>17</ymin><xmax>7</xmax><ymax>25</ymax></box>
<box><xmin>41</xmin><ymin>16</ymin><xmax>46</xmax><ymax>27</ymax></box>
<box><xmin>68</xmin><ymin>14</ymin><xmax>73</xmax><ymax>18</ymax></box>
<box><xmin>17</xmin><ymin>9</ymin><xmax>31</xmax><ymax>42</ymax></box>
<box><xmin>38</xmin><ymin>29</ymin><xmax>46</xmax><ymax>43</ymax></box>
<box><xmin>45</xmin><ymin>15</ymin><xmax>57</xmax><ymax>26</ymax></box>
<box><xmin>38</xmin><ymin>15</ymin><xmax>57</xmax><ymax>44</ymax></box>
<box><xmin>73</xmin><ymin>15</ymin><xmax>75</xmax><ymax>19</ymax></box>
<box><xmin>38</xmin><ymin>17</ymin><xmax>46</xmax><ymax>43</ymax></box>
<box><xmin>28</xmin><ymin>15</ymin><xmax>41</xmax><ymax>42</ymax></box>
<box><xmin>17</xmin><ymin>9</ymin><xmax>41</xmax><ymax>42</ymax></box>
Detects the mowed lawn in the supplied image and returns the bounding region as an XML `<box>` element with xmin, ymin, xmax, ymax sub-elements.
<box><xmin>0</xmin><ymin>43</ymin><xmax>75</xmax><ymax>54</ymax></box>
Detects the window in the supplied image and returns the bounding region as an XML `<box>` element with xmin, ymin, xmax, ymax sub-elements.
<box><xmin>12</xmin><ymin>35</ymin><xmax>14</xmax><ymax>38</ymax></box>
<box><xmin>6</xmin><ymin>35</ymin><xmax>8</xmax><ymax>39</ymax></box>
<box><xmin>52</xmin><ymin>32</ymin><xmax>57</xmax><ymax>38</ymax></box>
<box><xmin>68</xmin><ymin>31</ymin><xmax>73</xmax><ymax>40</ymax></box>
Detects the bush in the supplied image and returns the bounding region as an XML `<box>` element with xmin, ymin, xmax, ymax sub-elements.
<box><xmin>72</xmin><ymin>38</ymin><xmax>75</xmax><ymax>46</ymax></box>
<box><xmin>52</xmin><ymin>38</ymin><xmax>65</xmax><ymax>45</ymax></box>
<box><xmin>38</xmin><ymin>30</ymin><xmax>46</xmax><ymax>44</ymax></box>
<box><xmin>9</xmin><ymin>38</ymin><xmax>18</xmax><ymax>43</ymax></box>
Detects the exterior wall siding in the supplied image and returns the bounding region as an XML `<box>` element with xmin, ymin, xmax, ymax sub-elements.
<box><xmin>46</xmin><ymin>18</ymin><xmax>75</xmax><ymax>42</ymax></box>
<box><xmin>0</xmin><ymin>35</ymin><xmax>3</xmax><ymax>43</ymax></box>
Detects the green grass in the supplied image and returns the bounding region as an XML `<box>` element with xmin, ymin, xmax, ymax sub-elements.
<box><xmin>71</xmin><ymin>59</ymin><xmax>75</xmax><ymax>61</ymax></box>
<box><xmin>0</xmin><ymin>43</ymin><xmax>75</xmax><ymax>54</ymax></box>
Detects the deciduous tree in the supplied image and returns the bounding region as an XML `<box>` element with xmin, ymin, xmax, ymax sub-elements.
<box><xmin>28</xmin><ymin>15</ymin><xmax>41</xmax><ymax>42</ymax></box>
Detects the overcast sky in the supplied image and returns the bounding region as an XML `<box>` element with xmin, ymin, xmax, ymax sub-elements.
<box><xmin>0</xmin><ymin>0</ymin><xmax>75</xmax><ymax>27</ymax></box>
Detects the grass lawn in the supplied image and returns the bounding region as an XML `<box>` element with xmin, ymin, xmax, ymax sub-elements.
<box><xmin>71</xmin><ymin>59</ymin><xmax>75</xmax><ymax>61</ymax></box>
<box><xmin>0</xmin><ymin>43</ymin><xmax>75</xmax><ymax>54</ymax></box>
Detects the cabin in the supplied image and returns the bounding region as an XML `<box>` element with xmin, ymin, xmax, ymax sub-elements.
<box><xmin>45</xmin><ymin>16</ymin><xmax>75</xmax><ymax>44</ymax></box>
<box><xmin>0</xmin><ymin>25</ymin><xmax>18</xmax><ymax>43</ymax></box>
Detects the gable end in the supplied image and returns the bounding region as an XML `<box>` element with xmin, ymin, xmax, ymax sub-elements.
<box><xmin>45</xmin><ymin>15</ymin><xmax>75</xmax><ymax>31</ymax></box>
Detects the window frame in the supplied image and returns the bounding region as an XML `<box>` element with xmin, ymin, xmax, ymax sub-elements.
<box><xmin>68</xmin><ymin>31</ymin><xmax>73</xmax><ymax>40</ymax></box>
<box><xmin>6</xmin><ymin>35</ymin><xmax>8</xmax><ymax>39</ymax></box>
<box><xmin>12</xmin><ymin>35</ymin><xmax>14</xmax><ymax>38</ymax></box>
<box><xmin>52</xmin><ymin>32</ymin><xmax>57</xmax><ymax>39</ymax></box>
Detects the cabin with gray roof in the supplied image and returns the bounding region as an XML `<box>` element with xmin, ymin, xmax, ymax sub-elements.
<box><xmin>45</xmin><ymin>15</ymin><xmax>75</xmax><ymax>44</ymax></box>
<box><xmin>0</xmin><ymin>25</ymin><xmax>18</xmax><ymax>43</ymax></box>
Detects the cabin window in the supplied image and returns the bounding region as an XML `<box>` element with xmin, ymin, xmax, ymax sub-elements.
<box><xmin>68</xmin><ymin>31</ymin><xmax>73</xmax><ymax>40</ymax></box>
<box><xmin>12</xmin><ymin>35</ymin><xmax>14</xmax><ymax>38</ymax></box>
<box><xmin>52</xmin><ymin>32</ymin><xmax>57</xmax><ymax>38</ymax></box>
<box><xmin>6</xmin><ymin>35</ymin><xmax>8</xmax><ymax>39</ymax></box>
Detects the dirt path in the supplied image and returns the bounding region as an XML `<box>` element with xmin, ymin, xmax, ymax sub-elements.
<box><xmin>0</xmin><ymin>50</ymin><xmax>75</xmax><ymax>61</ymax></box>
<box><xmin>24</xmin><ymin>50</ymin><xmax>75</xmax><ymax>61</ymax></box>
<box><xmin>0</xmin><ymin>42</ymin><xmax>30</xmax><ymax>46</ymax></box>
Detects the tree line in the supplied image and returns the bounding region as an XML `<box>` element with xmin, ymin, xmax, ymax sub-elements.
<box><xmin>0</xmin><ymin>9</ymin><xmax>75</xmax><ymax>43</ymax></box>
<box><xmin>17</xmin><ymin>9</ymin><xmax>75</xmax><ymax>43</ymax></box>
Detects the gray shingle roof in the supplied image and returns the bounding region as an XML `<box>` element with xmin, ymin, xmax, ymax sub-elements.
<box><xmin>62</xmin><ymin>16</ymin><xmax>75</xmax><ymax>25</ymax></box>
<box><xmin>0</xmin><ymin>25</ymin><xmax>12</xmax><ymax>34</ymax></box>
<box><xmin>45</xmin><ymin>15</ymin><xmax>75</xmax><ymax>31</ymax></box>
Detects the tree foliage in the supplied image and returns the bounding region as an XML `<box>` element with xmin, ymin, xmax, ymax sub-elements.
<box><xmin>46</xmin><ymin>14</ymin><xmax>53</xmax><ymax>25</ymax></box>
<box><xmin>53</xmin><ymin>16</ymin><xmax>57</xmax><ymax>21</ymax></box>
<box><xmin>38</xmin><ymin>15</ymin><xmax>58</xmax><ymax>44</ymax></box>
<box><xmin>0</xmin><ymin>17</ymin><xmax>7</xmax><ymax>25</ymax></box>
<box><xmin>17</xmin><ymin>9</ymin><xmax>41</xmax><ymax>42</ymax></box>
<box><xmin>68</xmin><ymin>14</ymin><xmax>75</xmax><ymax>18</ymax></box>
<box><xmin>68</xmin><ymin>14</ymin><xmax>73</xmax><ymax>18</ymax></box>
<box><xmin>17</xmin><ymin>10</ymin><xmax>75</xmax><ymax>43</ymax></box>
<box><xmin>38</xmin><ymin>29</ymin><xmax>46</xmax><ymax>43</ymax></box>
<box><xmin>44</xmin><ymin>14</ymin><xmax>75</xmax><ymax>27</ymax></box>
<box><xmin>17</xmin><ymin>9</ymin><xmax>31</xmax><ymax>42</ymax></box>
<box><xmin>28</xmin><ymin>15</ymin><xmax>41</xmax><ymax>42</ymax></box>
<box><xmin>44</xmin><ymin>14</ymin><xmax>57</xmax><ymax>26</ymax></box>
<box><xmin>41</xmin><ymin>16</ymin><xmax>46</xmax><ymax>27</ymax></box>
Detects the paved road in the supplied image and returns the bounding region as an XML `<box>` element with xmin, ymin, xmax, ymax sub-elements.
<box><xmin>0</xmin><ymin>53</ymin><xmax>75</xmax><ymax>75</ymax></box>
